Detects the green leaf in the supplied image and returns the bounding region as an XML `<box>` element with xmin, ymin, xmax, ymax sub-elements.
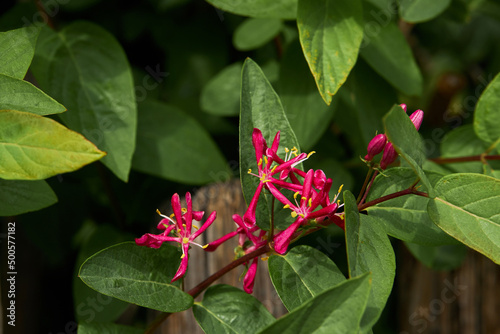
<box><xmin>268</xmin><ymin>245</ymin><xmax>346</xmax><ymax>311</ymax></box>
<box><xmin>79</xmin><ymin>242</ymin><xmax>193</xmax><ymax>313</ymax></box>
<box><xmin>404</xmin><ymin>242</ymin><xmax>467</xmax><ymax>271</ymax></box>
<box><xmin>366</xmin><ymin>168</ymin><xmax>458</xmax><ymax>245</ymax></box>
<box><xmin>0</xmin><ymin>27</ymin><xmax>39</xmax><ymax>79</ymax></box>
<box><xmin>384</xmin><ymin>104</ymin><xmax>434</xmax><ymax>196</ymax></box>
<box><xmin>77</xmin><ymin>322</ymin><xmax>143</xmax><ymax>334</ymax></box>
<box><xmin>344</xmin><ymin>190</ymin><xmax>395</xmax><ymax>332</ymax></box>
<box><xmin>474</xmin><ymin>72</ymin><xmax>500</xmax><ymax>144</ymax></box>
<box><xmin>233</xmin><ymin>18</ymin><xmax>282</xmax><ymax>51</ymax></box>
<box><xmin>204</xmin><ymin>0</ymin><xmax>297</xmax><ymax>19</ymax></box>
<box><xmin>441</xmin><ymin>125</ymin><xmax>490</xmax><ymax>173</ymax></box>
<box><xmin>399</xmin><ymin>0</ymin><xmax>452</xmax><ymax>23</ymax></box>
<box><xmin>0</xmin><ymin>74</ymin><xmax>66</xmax><ymax>115</ymax></box>
<box><xmin>297</xmin><ymin>0</ymin><xmax>364</xmax><ymax>105</ymax></box>
<box><xmin>201</xmin><ymin>62</ymin><xmax>242</xmax><ymax>116</ymax></box>
<box><xmin>0</xmin><ymin>110</ymin><xmax>106</xmax><ymax>180</ymax></box>
<box><xmin>279</xmin><ymin>40</ymin><xmax>336</xmax><ymax>150</ymax></box>
<box><xmin>258</xmin><ymin>273</ymin><xmax>372</xmax><ymax>334</ymax></box>
<box><xmin>0</xmin><ymin>179</ymin><xmax>57</xmax><ymax>216</ymax></box>
<box><xmin>360</xmin><ymin>23</ymin><xmax>423</xmax><ymax>96</ymax></box>
<box><xmin>427</xmin><ymin>173</ymin><xmax>500</xmax><ymax>264</ymax></box>
<box><xmin>240</xmin><ymin>58</ymin><xmax>300</xmax><ymax>230</ymax></box>
<box><xmin>193</xmin><ymin>285</ymin><xmax>275</xmax><ymax>334</ymax></box>
<box><xmin>74</xmin><ymin>224</ymin><xmax>131</xmax><ymax>323</ymax></box>
<box><xmin>31</xmin><ymin>22</ymin><xmax>137</xmax><ymax>182</ymax></box>
<box><xmin>132</xmin><ymin>99</ymin><xmax>230</xmax><ymax>185</ymax></box>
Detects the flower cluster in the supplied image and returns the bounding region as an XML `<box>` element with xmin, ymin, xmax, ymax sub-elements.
<box><xmin>364</xmin><ymin>104</ymin><xmax>424</xmax><ymax>169</ymax></box>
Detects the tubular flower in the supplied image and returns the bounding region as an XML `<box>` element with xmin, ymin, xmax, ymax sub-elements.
<box><xmin>364</xmin><ymin>134</ymin><xmax>387</xmax><ymax>161</ymax></box>
<box><xmin>380</xmin><ymin>142</ymin><xmax>398</xmax><ymax>170</ymax></box>
<box><xmin>135</xmin><ymin>192</ymin><xmax>217</xmax><ymax>282</ymax></box>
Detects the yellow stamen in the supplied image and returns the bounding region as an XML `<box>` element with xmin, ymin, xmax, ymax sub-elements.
<box><xmin>301</xmin><ymin>196</ymin><xmax>307</xmax><ymax>201</ymax></box>
<box><xmin>261</xmin><ymin>256</ymin><xmax>269</xmax><ymax>261</ymax></box>
<box><xmin>291</xmin><ymin>212</ymin><xmax>298</xmax><ymax>218</ymax></box>
<box><xmin>308</xmin><ymin>198</ymin><xmax>312</xmax><ymax>207</ymax></box>
<box><xmin>293</xmin><ymin>191</ymin><xmax>300</xmax><ymax>199</ymax></box>
<box><xmin>193</xmin><ymin>224</ymin><xmax>199</xmax><ymax>230</ymax></box>
<box><xmin>170</xmin><ymin>213</ymin><xmax>175</xmax><ymax>218</ymax></box>
<box><xmin>264</xmin><ymin>156</ymin><xmax>268</xmax><ymax>165</ymax></box>
<box><xmin>307</xmin><ymin>151</ymin><xmax>316</xmax><ymax>158</ymax></box>
<box><xmin>156</xmin><ymin>209</ymin><xmax>162</xmax><ymax>215</ymax></box>
<box><xmin>271</xmin><ymin>165</ymin><xmax>277</xmax><ymax>173</ymax></box>
<box><xmin>283</xmin><ymin>204</ymin><xmax>290</xmax><ymax>209</ymax></box>
<box><xmin>285</xmin><ymin>148</ymin><xmax>290</xmax><ymax>153</ymax></box>
<box><xmin>182</xmin><ymin>237</ymin><xmax>190</xmax><ymax>244</ymax></box>
<box><xmin>299</xmin><ymin>213</ymin><xmax>305</xmax><ymax>218</ymax></box>
<box><xmin>181</xmin><ymin>208</ymin><xmax>187</xmax><ymax>213</ymax></box>
<box><xmin>202</xmin><ymin>244</ymin><xmax>208</xmax><ymax>249</ymax></box>
<box><xmin>338</xmin><ymin>184</ymin><xmax>344</xmax><ymax>194</ymax></box>
<box><xmin>181</xmin><ymin>253</ymin><xmax>186</xmax><ymax>259</ymax></box>
<box><xmin>258</xmin><ymin>158</ymin><xmax>263</xmax><ymax>166</ymax></box>
<box><xmin>248</xmin><ymin>169</ymin><xmax>252</xmax><ymax>174</ymax></box>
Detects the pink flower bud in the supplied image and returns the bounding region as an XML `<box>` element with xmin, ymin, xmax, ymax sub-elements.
<box><xmin>380</xmin><ymin>142</ymin><xmax>398</xmax><ymax>169</ymax></box>
<box><xmin>364</xmin><ymin>134</ymin><xmax>387</xmax><ymax>161</ymax></box>
<box><xmin>400</xmin><ymin>104</ymin><xmax>407</xmax><ymax>112</ymax></box>
<box><xmin>409</xmin><ymin>109</ymin><xmax>424</xmax><ymax>131</ymax></box>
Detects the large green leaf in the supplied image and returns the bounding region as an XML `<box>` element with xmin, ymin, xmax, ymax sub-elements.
<box><xmin>204</xmin><ymin>0</ymin><xmax>297</xmax><ymax>19</ymax></box>
<box><xmin>132</xmin><ymin>99</ymin><xmax>230</xmax><ymax>185</ymax></box>
<box><xmin>474</xmin><ymin>72</ymin><xmax>500</xmax><ymax>145</ymax></box>
<box><xmin>360</xmin><ymin>22</ymin><xmax>422</xmax><ymax>96</ymax></box>
<box><xmin>384</xmin><ymin>104</ymin><xmax>434</xmax><ymax>196</ymax></box>
<box><xmin>258</xmin><ymin>273</ymin><xmax>372</xmax><ymax>334</ymax></box>
<box><xmin>297</xmin><ymin>0</ymin><xmax>364</xmax><ymax>105</ymax></box>
<box><xmin>399</xmin><ymin>0</ymin><xmax>452</xmax><ymax>23</ymax></box>
<box><xmin>344</xmin><ymin>190</ymin><xmax>395</xmax><ymax>332</ymax></box>
<box><xmin>279</xmin><ymin>40</ymin><xmax>336</xmax><ymax>150</ymax></box>
<box><xmin>201</xmin><ymin>62</ymin><xmax>242</xmax><ymax>117</ymax></box>
<box><xmin>0</xmin><ymin>179</ymin><xmax>57</xmax><ymax>216</ymax></box>
<box><xmin>366</xmin><ymin>168</ymin><xmax>457</xmax><ymax>245</ymax></box>
<box><xmin>240</xmin><ymin>58</ymin><xmax>300</xmax><ymax>230</ymax></box>
<box><xmin>233</xmin><ymin>18</ymin><xmax>282</xmax><ymax>51</ymax></box>
<box><xmin>79</xmin><ymin>242</ymin><xmax>193</xmax><ymax>313</ymax></box>
<box><xmin>427</xmin><ymin>173</ymin><xmax>500</xmax><ymax>264</ymax></box>
<box><xmin>0</xmin><ymin>27</ymin><xmax>39</xmax><ymax>79</ymax></box>
<box><xmin>268</xmin><ymin>245</ymin><xmax>346</xmax><ymax>311</ymax></box>
<box><xmin>78</xmin><ymin>322</ymin><xmax>143</xmax><ymax>334</ymax></box>
<box><xmin>0</xmin><ymin>74</ymin><xmax>65</xmax><ymax>115</ymax></box>
<box><xmin>0</xmin><ymin>110</ymin><xmax>105</xmax><ymax>180</ymax></box>
<box><xmin>193</xmin><ymin>285</ymin><xmax>275</xmax><ymax>334</ymax></box>
<box><xmin>31</xmin><ymin>22</ymin><xmax>137</xmax><ymax>182</ymax></box>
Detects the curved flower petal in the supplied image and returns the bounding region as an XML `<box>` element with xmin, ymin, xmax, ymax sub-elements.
<box><xmin>243</xmin><ymin>257</ymin><xmax>259</xmax><ymax>294</ymax></box>
<box><xmin>171</xmin><ymin>243</ymin><xmax>190</xmax><ymax>282</ymax></box>
<box><xmin>273</xmin><ymin>217</ymin><xmax>304</xmax><ymax>254</ymax></box>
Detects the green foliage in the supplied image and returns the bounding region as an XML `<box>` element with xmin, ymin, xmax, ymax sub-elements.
<box><xmin>204</xmin><ymin>0</ymin><xmax>298</xmax><ymax>19</ymax></box>
<box><xmin>0</xmin><ymin>179</ymin><xmax>57</xmax><ymax>216</ymax></box>
<box><xmin>474</xmin><ymin>72</ymin><xmax>500</xmax><ymax>145</ymax></box>
<box><xmin>79</xmin><ymin>242</ymin><xmax>194</xmax><ymax>312</ymax></box>
<box><xmin>399</xmin><ymin>0</ymin><xmax>452</xmax><ymax>23</ymax></box>
<box><xmin>0</xmin><ymin>26</ymin><xmax>39</xmax><ymax>79</ymax></box>
<box><xmin>77</xmin><ymin>322</ymin><xmax>143</xmax><ymax>334</ymax></box>
<box><xmin>233</xmin><ymin>18</ymin><xmax>282</xmax><ymax>51</ymax></box>
<box><xmin>193</xmin><ymin>285</ymin><xmax>275</xmax><ymax>334</ymax></box>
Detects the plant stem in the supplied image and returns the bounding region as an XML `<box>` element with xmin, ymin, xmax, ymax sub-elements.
<box><xmin>358</xmin><ymin>170</ymin><xmax>378</xmax><ymax>206</ymax></box>
<box><xmin>430</xmin><ymin>154</ymin><xmax>500</xmax><ymax>164</ymax></box>
<box><xmin>358</xmin><ymin>188</ymin><xmax>428</xmax><ymax>211</ymax></box>
<box><xmin>356</xmin><ymin>168</ymin><xmax>373</xmax><ymax>203</ymax></box>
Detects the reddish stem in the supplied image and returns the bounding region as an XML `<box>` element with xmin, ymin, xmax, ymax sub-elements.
<box><xmin>358</xmin><ymin>170</ymin><xmax>378</xmax><ymax>206</ymax></box>
<box><xmin>358</xmin><ymin>188</ymin><xmax>428</xmax><ymax>211</ymax></box>
<box><xmin>430</xmin><ymin>154</ymin><xmax>500</xmax><ymax>164</ymax></box>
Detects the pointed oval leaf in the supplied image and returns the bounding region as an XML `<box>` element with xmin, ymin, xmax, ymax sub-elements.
<box><xmin>78</xmin><ymin>322</ymin><xmax>143</xmax><ymax>334</ymax></box>
<box><xmin>0</xmin><ymin>27</ymin><xmax>39</xmax><ymax>79</ymax></box>
<box><xmin>233</xmin><ymin>18</ymin><xmax>282</xmax><ymax>51</ymax></box>
<box><xmin>399</xmin><ymin>0</ymin><xmax>452</xmax><ymax>23</ymax></box>
<box><xmin>268</xmin><ymin>245</ymin><xmax>346</xmax><ymax>311</ymax></box>
<box><xmin>79</xmin><ymin>242</ymin><xmax>193</xmax><ymax>313</ymax></box>
<box><xmin>193</xmin><ymin>285</ymin><xmax>275</xmax><ymax>334</ymax></box>
<box><xmin>0</xmin><ymin>74</ymin><xmax>65</xmax><ymax>115</ymax></box>
<box><xmin>344</xmin><ymin>190</ymin><xmax>395</xmax><ymax>332</ymax></box>
<box><xmin>201</xmin><ymin>62</ymin><xmax>242</xmax><ymax>116</ymax></box>
<box><xmin>360</xmin><ymin>23</ymin><xmax>423</xmax><ymax>96</ymax></box>
<box><xmin>427</xmin><ymin>173</ymin><xmax>500</xmax><ymax>264</ymax></box>
<box><xmin>0</xmin><ymin>110</ymin><xmax>105</xmax><ymax>180</ymax></box>
<box><xmin>205</xmin><ymin>0</ymin><xmax>297</xmax><ymax>19</ymax></box>
<box><xmin>0</xmin><ymin>179</ymin><xmax>57</xmax><ymax>216</ymax></box>
<box><xmin>31</xmin><ymin>22</ymin><xmax>137</xmax><ymax>182</ymax></box>
<box><xmin>474</xmin><ymin>72</ymin><xmax>500</xmax><ymax>145</ymax></box>
<box><xmin>298</xmin><ymin>0</ymin><xmax>364</xmax><ymax>105</ymax></box>
<box><xmin>132</xmin><ymin>99</ymin><xmax>230</xmax><ymax>185</ymax></box>
<box><xmin>258</xmin><ymin>273</ymin><xmax>372</xmax><ymax>334</ymax></box>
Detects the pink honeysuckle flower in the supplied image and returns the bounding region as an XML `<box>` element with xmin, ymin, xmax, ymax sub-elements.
<box><xmin>135</xmin><ymin>192</ymin><xmax>217</xmax><ymax>282</ymax></box>
<box><xmin>400</xmin><ymin>103</ymin><xmax>407</xmax><ymax>112</ymax></box>
<box><xmin>380</xmin><ymin>142</ymin><xmax>398</xmax><ymax>170</ymax></box>
<box><xmin>409</xmin><ymin>109</ymin><xmax>424</xmax><ymax>131</ymax></box>
<box><xmin>364</xmin><ymin>133</ymin><xmax>387</xmax><ymax>161</ymax></box>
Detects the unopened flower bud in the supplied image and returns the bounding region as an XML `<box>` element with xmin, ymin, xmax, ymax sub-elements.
<box><xmin>380</xmin><ymin>142</ymin><xmax>398</xmax><ymax>169</ymax></box>
<box><xmin>364</xmin><ymin>134</ymin><xmax>387</xmax><ymax>161</ymax></box>
<box><xmin>400</xmin><ymin>103</ymin><xmax>407</xmax><ymax>112</ymax></box>
<box><xmin>409</xmin><ymin>109</ymin><xmax>424</xmax><ymax>131</ymax></box>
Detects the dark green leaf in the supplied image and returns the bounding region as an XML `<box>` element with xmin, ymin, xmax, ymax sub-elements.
<box><xmin>201</xmin><ymin>62</ymin><xmax>242</xmax><ymax>116</ymax></box>
<box><xmin>474</xmin><ymin>72</ymin><xmax>500</xmax><ymax>145</ymax></box>
<box><xmin>360</xmin><ymin>23</ymin><xmax>423</xmax><ymax>96</ymax></box>
<box><xmin>366</xmin><ymin>167</ymin><xmax>458</xmax><ymax>245</ymax></box>
<box><xmin>297</xmin><ymin>0</ymin><xmax>364</xmax><ymax>105</ymax></box>
<box><xmin>0</xmin><ymin>74</ymin><xmax>65</xmax><ymax>115</ymax></box>
<box><xmin>268</xmin><ymin>245</ymin><xmax>346</xmax><ymax>311</ymax></box>
<box><xmin>404</xmin><ymin>242</ymin><xmax>467</xmax><ymax>271</ymax></box>
<box><xmin>0</xmin><ymin>179</ymin><xmax>57</xmax><ymax>216</ymax></box>
<box><xmin>427</xmin><ymin>173</ymin><xmax>500</xmax><ymax>264</ymax></box>
<box><xmin>79</xmin><ymin>242</ymin><xmax>193</xmax><ymax>313</ymax></box>
<box><xmin>0</xmin><ymin>110</ymin><xmax>105</xmax><ymax>180</ymax></box>
<box><xmin>77</xmin><ymin>322</ymin><xmax>143</xmax><ymax>334</ymax></box>
<box><xmin>233</xmin><ymin>18</ymin><xmax>282</xmax><ymax>51</ymax></box>
<box><xmin>204</xmin><ymin>0</ymin><xmax>297</xmax><ymax>19</ymax></box>
<box><xmin>240</xmin><ymin>58</ymin><xmax>300</xmax><ymax>229</ymax></box>
<box><xmin>193</xmin><ymin>285</ymin><xmax>275</xmax><ymax>334</ymax></box>
<box><xmin>258</xmin><ymin>273</ymin><xmax>372</xmax><ymax>334</ymax></box>
<box><xmin>132</xmin><ymin>99</ymin><xmax>230</xmax><ymax>185</ymax></box>
<box><xmin>399</xmin><ymin>0</ymin><xmax>452</xmax><ymax>23</ymax></box>
<box><xmin>0</xmin><ymin>26</ymin><xmax>39</xmax><ymax>79</ymax></box>
<box><xmin>31</xmin><ymin>22</ymin><xmax>137</xmax><ymax>182</ymax></box>
<box><xmin>344</xmin><ymin>190</ymin><xmax>395</xmax><ymax>332</ymax></box>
